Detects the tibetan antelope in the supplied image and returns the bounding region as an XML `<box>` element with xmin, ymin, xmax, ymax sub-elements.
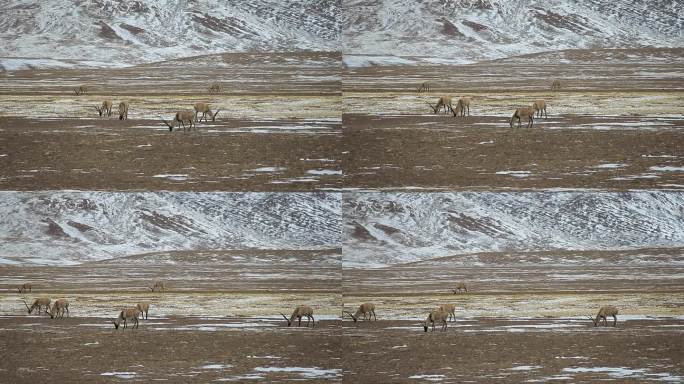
<box><xmin>532</xmin><ymin>100</ymin><xmax>547</xmax><ymax>118</ymax></box>
<box><xmin>510</xmin><ymin>106</ymin><xmax>535</xmax><ymax>128</ymax></box>
<box><xmin>48</xmin><ymin>299</ymin><xmax>70</xmax><ymax>319</ymax></box>
<box><xmin>428</xmin><ymin>96</ymin><xmax>453</xmax><ymax>114</ymax></box>
<box><xmin>588</xmin><ymin>306</ymin><xmax>618</xmax><ymax>327</ymax></box>
<box><xmin>452</xmin><ymin>97</ymin><xmax>471</xmax><ymax>117</ymax></box>
<box><xmin>208</xmin><ymin>82</ymin><xmax>223</xmax><ymax>93</ymax></box>
<box><xmin>112</xmin><ymin>307</ymin><xmax>141</xmax><ymax>330</ymax></box>
<box><xmin>74</xmin><ymin>85</ymin><xmax>87</xmax><ymax>95</ymax></box>
<box><xmin>22</xmin><ymin>297</ymin><xmax>51</xmax><ymax>315</ymax></box>
<box><xmin>18</xmin><ymin>283</ymin><xmax>32</xmax><ymax>293</ymax></box>
<box><xmin>438</xmin><ymin>304</ymin><xmax>457</xmax><ymax>322</ymax></box>
<box><xmin>551</xmin><ymin>80</ymin><xmax>561</xmax><ymax>91</ymax></box>
<box><xmin>161</xmin><ymin>111</ymin><xmax>195</xmax><ymax>132</ymax></box>
<box><xmin>95</xmin><ymin>100</ymin><xmax>113</xmax><ymax>117</ymax></box>
<box><xmin>417</xmin><ymin>82</ymin><xmax>430</xmax><ymax>93</ymax></box>
<box><xmin>345</xmin><ymin>303</ymin><xmax>377</xmax><ymax>323</ymax></box>
<box><xmin>148</xmin><ymin>281</ymin><xmax>166</xmax><ymax>292</ymax></box>
<box><xmin>137</xmin><ymin>302</ymin><xmax>150</xmax><ymax>319</ymax></box>
<box><xmin>452</xmin><ymin>282</ymin><xmax>468</xmax><ymax>294</ymax></box>
<box><xmin>118</xmin><ymin>101</ymin><xmax>129</xmax><ymax>120</ymax></box>
<box><xmin>423</xmin><ymin>309</ymin><xmax>449</xmax><ymax>332</ymax></box>
<box><xmin>193</xmin><ymin>103</ymin><xmax>220</xmax><ymax>123</ymax></box>
<box><xmin>281</xmin><ymin>305</ymin><xmax>315</xmax><ymax>327</ymax></box>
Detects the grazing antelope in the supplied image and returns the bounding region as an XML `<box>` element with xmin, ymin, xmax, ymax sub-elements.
<box><xmin>281</xmin><ymin>305</ymin><xmax>315</xmax><ymax>327</ymax></box>
<box><xmin>452</xmin><ymin>282</ymin><xmax>468</xmax><ymax>294</ymax></box>
<box><xmin>588</xmin><ymin>306</ymin><xmax>618</xmax><ymax>327</ymax></box>
<box><xmin>438</xmin><ymin>304</ymin><xmax>457</xmax><ymax>322</ymax></box>
<box><xmin>18</xmin><ymin>283</ymin><xmax>32</xmax><ymax>293</ymax></box>
<box><xmin>423</xmin><ymin>309</ymin><xmax>449</xmax><ymax>332</ymax></box>
<box><xmin>345</xmin><ymin>303</ymin><xmax>377</xmax><ymax>323</ymax></box>
<box><xmin>22</xmin><ymin>297</ymin><xmax>51</xmax><ymax>315</ymax></box>
<box><xmin>74</xmin><ymin>85</ymin><xmax>87</xmax><ymax>95</ymax></box>
<box><xmin>48</xmin><ymin>299</ymin><xmax>70</xmax><ymax>319</ymax></box>
<box><xmin>551</xmin><ymin>80</ymin><xmax>561</xmax><ymax>91</ymax></box>
<box><xmin>161</xmin><ymin>111</ymin><xmax>195</xmax><ymax>132</ymax></box>
<box><xmin>118</xmin><ymin>101</ymin><xmax>129</xmax><ymax>120</ymax></box>
<box><xmin>428</xmin><ymin>96</ymin><xmax>453</xmax><ymax>115</ymax></box>
<box><xmin>417</xmin><ymin>82</ymin><xmax>430</xmax><ymax>93</ymax></box>
<box><xmin>137</xmin><ymin>302</ymin><xmax>150</xmax><ymax>320</ymax></box>
<box><xmin>452</xmin><ymin>97</ymin><xmax>471</xmax><ymax>117</ymax></box>
<box><xmin>95</xmin><ymin>100</ymin><xmax>113</xmax><ymax>117</ymax></box>
<box><xmin>148</xmin><ymin>281</ymin><xmax>166</xmax><ymax>292</ymax></box>
<box><xmin>193</xmin><ymin>103</ymin><xmax>220</xmax><ymax>123</ymax></box>
<box><xmin>510</xmin><ymin>106</ymin><xmax>535</xmax><ymax>128</ymax></box>
<box><xmin>112</xmin><ymin>307</ymin><xmax>141</xmax><ymax>330</ymax></box>
<box><xmin>532</xmin><ymin>100</ymin><xmax>547</xmax><ymax>118</ymax></box>
<box><xmin>208</xmin><ymin>82</ymin><xmax>223</xmax><ymax>93</ymax></box>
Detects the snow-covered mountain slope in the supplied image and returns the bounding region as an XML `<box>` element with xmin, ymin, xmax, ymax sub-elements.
<box><xmin>343</xmin><ymin>0</ymin><xmax>684</xmax><ymax>66</ymax></box>
<box><xmin>344</xmin><ymin>192</ymin><xmax>684</xmax><ymax>267</ymax></box>
<box><xmin>0</xmin><ymin>0</ymin><xmax>340</xmax><ymax>70</ymax></box>
<box><xmin>0</xmin><ymin>192</ymin><xmax>341</xmax><ymax>266</ymax></box>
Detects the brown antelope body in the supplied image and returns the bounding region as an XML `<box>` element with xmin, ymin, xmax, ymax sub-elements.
<box><xmin>510</xmin><ymin>107</ymin><xmax>535</xmax><ymax>128</ymax></box>
<box><xmin>74</xmin><ymin>85</ymin><xmax>87</xmax><ymax>95</ymax></box>
<box><xmin>532</xmin><ymin>100</ymin><xmax>547</xmax><ymax>118</ymax></box>
<box><xmin>161</xmin><ymin>111</ymin><xmax>195</xmax><ymax>132</ymax></box>
<box><xmin>551</xmin><ymin>80</ymin><xmax>561</xmax><ymax>91</ymax></box>
<box><xmin>453</xmin><ymin>97</ymin><xmax>471</xmax><ymax>117</ymax></box>
<box><xmin>137</xmin><ymin>302</ymin><xmax>150</xmax><ymax>319</ymax></box>
<box><xmin>95</xmin><ymin>100</ymin><xmax>113</xmax><ymax>117</ymax></box>
<box><xmin>417</xmin><ymin>82</ymin><xmax>430</xmax><ymax>93</ymax></box>
<box><xmin>208</xmin><ymin>82</ymin><xmax>223</xmax><ymax>93</ymax></box>
<box><xmin>452</xmin><ymin>282</ymin><xmax>468</xmax><ymax>294</ymax></box>
<box><xmin>423</xmin><ymin>309</ymin><xmax>449</xmax><ymax>332</ymax></box>
<box><xmin>438</xmin><ymin>304</ymin><xmax>457</xmax><ymax>322</ymax></box>
<box><xmin>193</xmin><ymin>103</ymin><xmax>220</xmax><ymax>122</ymax></box>
<box><xmin>18</xmin><ymin>283</ymin><xmax>32</xmax><ymax>293</ymax></box>
<box><xmin>118</xmin><ymin>101</ymin><xmax>129</xmax><ymax>120</ymax></box>
<box><xmin>113</xmin><ymin>308</ymin><xmax>140</xmax><ymax>330</ymax></box>
<box><xmin>428</xmin><ymin>96</ymin><xmax>453</xmax><ymax>114</ymax></box>
<box><xmin>49</xmin><ymin>299</ymin><xmax>70</xmax><ymax>319</ymax></box>
<box><xmin>23</xmin><ymin>297</ymin><xmax>51</xmax><ymax>315</ymax></box>
<box><xmin>345</xmin><ymin>303</ymin><xmax>377</xmax><ymax>322</ymax></box>
<box><xmin>589</xmin><ymin>306</ymin><xmax>618</xmax><ymax>327</ymax></box>
<box><xmin>281</xmin><ymin>305</ymin><xmax>315</xmax><ymax>327</ymax></box>
<box><xmin>148</xmin><ymin>281</ymin><xmax>166</xmax><ymax>292</ymax></box>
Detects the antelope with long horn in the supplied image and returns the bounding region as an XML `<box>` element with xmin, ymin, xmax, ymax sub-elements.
<box><xmin>452</xmin><ymin>282</ymin><xmax>468</xmax><ymax>294</ymax></box>
<box><xmin>281</xmin><ymin>305</ymin><xmax>315</xmax><ymax>327</ymax></box>
<box><xmin>118</xmin><ymin>101</ymin><xmax>129</xmax><ymax>120</ymax></box>
<box><xmin>510</xmin><ymin>106</ymin><xmax>535</xmax><ymax>128</ymax></box>
<box><xmin>17</xmin><ymin>283</ymin><xmax>32</xmax><ymax>293</ymax></box>
<box><xmin>112</xmin><ymin>307</ymin><xmax>141</xmax><ymax>330</ymax></box>
<box><xmin>22</xmin><ymin>297</ymin><xmax>51</xmax><ymax>315</ymax></box>
<box><xmin>417</xmin><ymin>82</ymin><xmax>430</xmax><ymax>93</ymax></box>
<box><xmin>148</xmin><ymin>281</ymin><xmax>166</xmax><ymax>293</ymax></box>
<box><xmin>532</xmin><ymin>100</ymin><xmax>547</xmax><ymax>118</ymax></box>
<box><xmin>137</xmin><ymin>302</ymin><xmax>150</xmax><ymax>320</ymax></box>
<box><xmin>95</xmin><ymin>100</ymin><xmax>113</xmax><ymax>117</ymax></box>
<box><xmin>208</xmin><ymin>82</ymin><xmax>223</xmax><ymax>93</ymax></box>
<box><xmin>344</xmin><ymin>303</ymin><xmax>377</xmax><ymax>323</ymax></box>
<box><xmin>452</xmin><ymin>97</ymin><xmax>471</xmax><ymax>117</ymax></box>
<box><xmin>74</xmin><ymin>85</ymin><xmax>88</xmax><ymax>96</ymax></box>
<box><xmin>161</xmin><ymin>111</ymin><xmax>195</xmax><ymax>132</ymax></box>
<box><xmin>423</xmin><ymin>309</ymin><xmax>449</xmax><ymax>332</ymax></box>
<box><xmin>428</xmin><ymin>96</ymin><xmax>453</xmax><ymax>115</ymax></box>
<box><xmin>551</xmin><ymin>80</ymin><xmax>561</xmax><ymax>91</ymax></box>
<box><xmin>48</xmin><ymin>299</ymin><xmax>70</xmax><ymax>319</ymax></box>
<box><xmin>438</xmin><ymin>304</ymin><xmax>457</xmax><ymax>322</ymax></box>
<box><xmin>193</xmin><ymin>103</ymin><xmax>220</xmax><ymax>123</ymax></box>
<box><xmin>588</xmin><ymin>306</ymin><xmax>618</xmax><ymax>327</ymax></box>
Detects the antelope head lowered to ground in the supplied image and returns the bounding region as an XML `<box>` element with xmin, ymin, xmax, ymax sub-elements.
<box><xmin>452</xmin><ymin>97</ymin><xmax>471</xmax><ymax>117</ymax></box>
<box><xmin>588</xmin><ymin>306</ymin><xmax>618</xmax><ymax>327</ymax></box>
<box><xmin>113</xmin><ymin>308</ymin><xmax>141</xmax><ymax>330</ymax></box>
<box><xmin>428</xmin><ymin>96</ymin><xmax>453</xmax><ymax>115</ymax></box>
<box><xmin>510</xmin><ymin>106</ymin><xmax>535</xmax><ymax>128</ymax></box>
<box><xmin>148</xmin><ymin>281</ymin><xmax>166</xmax><ymax>292</ymax></box>
<box><xmin>18</xmin><ymin>283</ymin><xmax>32</xmax><ymax>293</ymax></box>
<box><xmin>22</xmin><ymin>297</ymin><xmax>51</xmax><ymax>315</ymax></box>
<box><xmin>193</xmin><ymin>103</ymin><xmax>220</xmax><ymax>123</ymax></box>
<box><xmin>417</xmin><ymin>82</ymin><xmax>430</xmax><ymax>93</ymax></box>
<box><xmin>118</xmin><ymin>101</ymin><xmax>129</xmax><ymax>120</ymax></box>
<box><xmin>344</xmin><ymin>303</ymin><xmax>377</xmax><ymax>323</ymax></box>
<box><xmin>48</xmin><ymin>299</ymin><xmax>70</xmax><ymax>319</ymax></box>
<box><xmin>95</xmin><ymin>100</ymin><xmax>113</xmax><ymax>117</ymax></box>
<box><xmin>281</xmin><ymin>305</ymin><xmax>315</xmax><ymax>327</ymax></box>
<box><xmin>161</xmin><ymin>111</ymin><xmax>195</xmax><ymax>132</ymax></box>
<box><xmin>423</xmin><ymin>309</ymin><xmax>449</xmax><ymax>332</ymax></box>
<box><xmin>208</xmin><ymin>82</ymin><xmax>223</xmax><ymax>93</ymax></box>
<box><xmin>74</xmin><ymin>85</ymin><xmax>87</xmax><ymax>96</ymax></box>
<box><xmin>452</xmin><ymin>282</ymin><xmax>468</xmax><ymax>294</ymax></box>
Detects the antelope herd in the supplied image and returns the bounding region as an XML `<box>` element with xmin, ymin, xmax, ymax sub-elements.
<box><xmin>12</xmin><ymin>281</ymin><xmax>623</xmax><ymax>332</ymax></box>
<box><xmin>420</xmin><ymin>79</ymin><xmax>561</xmax><ymax>127</ymax></box>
